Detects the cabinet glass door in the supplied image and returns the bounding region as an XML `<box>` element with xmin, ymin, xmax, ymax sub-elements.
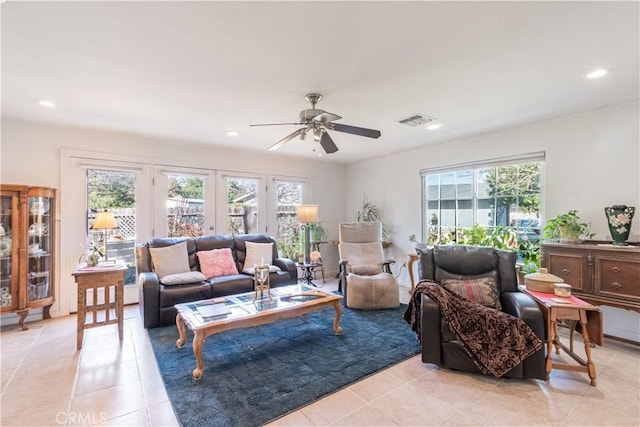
<box><xmin>0</xmin><ymin>194</ymin><xmax>16</xmax><ymax>310</ymax></box>
<box><xmin>27</xmin><ymin>195</ymin><xmax>53</xmax><ymax>302</ymax></box>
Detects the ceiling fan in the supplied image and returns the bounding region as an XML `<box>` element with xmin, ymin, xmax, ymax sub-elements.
<box><xmin>250</xmin><ymin>93</ymin><xmax>381</xmax><ymax>154</ymax></box>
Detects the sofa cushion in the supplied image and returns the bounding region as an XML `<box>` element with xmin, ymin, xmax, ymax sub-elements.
<box><xmin>160</xmin><ymin>271</ymin><xmax>207</xmax><ymax>285</ymax></box>
<box><xmin>350</xmin><ymin>264</ymin><xmax>382</xmax><ymax>275</ymax></box>
<box><xmin>149</xmin><ymin>241</ymin><xmax>190</xmax><ymax>279</ymax></box>
<box><xmin>197</xmin><ymin>248</ymin><xmax>239</xmax><ymax>279</ymax></box>
<box><xmin>441</xmin><ymin>278</ymin><xmax>501</xmax><ymax>310</ymax></box>
<box><xmin>159</xmin><ymin>282</ymin><xmax>211</xmax><ymax>308</ymax></box>
<box><xmin>242</xmin><ymin>241</ymin><xmax>274</xmax><ymax>273</ymax></box>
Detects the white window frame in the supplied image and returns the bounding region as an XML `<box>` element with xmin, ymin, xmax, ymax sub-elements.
<box><xmin>420</xmin><ymin>152</ymin><xmax>545</xmax><ymax>244</ymax></box>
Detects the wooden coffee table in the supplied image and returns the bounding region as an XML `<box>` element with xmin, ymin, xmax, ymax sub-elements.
<box><xmin>174</xmin><ymin>284</ymin><xmax>343</xmax><ymax>379</ymax></box>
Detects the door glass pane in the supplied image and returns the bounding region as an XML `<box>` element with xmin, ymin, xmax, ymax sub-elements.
<box><xmin>165</xmin><ymin>174</ymin><xmax>205</xmax><ymax>237</ymax></box>
<box><xmin>275</xmin><ymin>181</ymin><xmax>303</xmax><ymax>260</ymax></box>
<box><xmin>86</xmin><ymin>169</ymin><xmax>137</xmax><ymax>285</ymax></box>
<box><xmin>225</xmin><ymin>177</ymin><xmax>258</xmax><ymax>235</ymax></box>
<box><xmin>1</xmin><ymin>195</ymin><xmax>15</xmax><ymax>306</ymax></box>
<box><xmin>27</xmin><ymin>194</ymin><xmax>53</xmax><ymax>301</ymax></box>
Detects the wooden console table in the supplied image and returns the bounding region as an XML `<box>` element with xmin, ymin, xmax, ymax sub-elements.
<box><xmin>541</xmin><ymin>241</ymin><xmax>640</xmax><ymax>312</ymax></box>
<box><xmin>72</xmin><ymin>263</ymin><xmax>126</xmax><ymax>350</ymax></box>
<box><xmin>524</xmin><ymin>288</ymin><xmax>603</xmax><ymax>386</ymax></box>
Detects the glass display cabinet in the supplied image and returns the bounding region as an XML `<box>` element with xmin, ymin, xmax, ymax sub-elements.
<box><xmin>0</xmin><ymin>185</ymin><xmax>56</xmax><ymax>330</ymax></box>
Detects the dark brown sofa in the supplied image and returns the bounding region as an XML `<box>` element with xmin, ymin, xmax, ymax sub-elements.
<box><xmin>136</xmin><ymin>234</ymin><xmax>297</xmax><ymax>328</ymax></box>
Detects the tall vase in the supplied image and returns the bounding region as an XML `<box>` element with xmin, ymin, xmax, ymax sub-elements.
<box><xmin>604</xmin><ymin>205</ymin><xmax>635</xmax><ymax>246</ymax></box>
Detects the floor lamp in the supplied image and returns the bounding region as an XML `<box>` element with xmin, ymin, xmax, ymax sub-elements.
<box><xmin>297</xmin><ymin>204</ymin><xmax>318</xmax><ymax>264</ymax></box>
<box><xmin>91</xmin><ymin>210</ymin><xmax>118</xmax><ymax>262</ymax></box>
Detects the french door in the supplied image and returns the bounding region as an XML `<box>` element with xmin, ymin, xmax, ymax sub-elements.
<box><xmin>68</xmin><ymin>157</ymin><xmax>152</xmax><ymax>310</ymax></box>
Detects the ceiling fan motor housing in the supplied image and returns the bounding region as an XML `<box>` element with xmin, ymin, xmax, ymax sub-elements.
<box><xmin>300</xmin><ymin>109</ymin><xmax>325</xmax><ymax>122</ymax></box>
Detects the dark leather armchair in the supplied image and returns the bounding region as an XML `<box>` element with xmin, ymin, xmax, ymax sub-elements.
<box><xmin>418</xmin><ymin>245</ymin><xmax>546</xmax><ymax>380</ymax></box>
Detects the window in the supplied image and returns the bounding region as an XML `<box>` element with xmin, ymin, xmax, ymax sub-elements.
<box><xmin>272</xmin><ymin>179</ymin><xmax>304</xmax><ymax>260</ymax></box>
<box><xmin>422</xmin><ymin>153</ymin><xmax>543</xmax><ymax>245</ymax></box>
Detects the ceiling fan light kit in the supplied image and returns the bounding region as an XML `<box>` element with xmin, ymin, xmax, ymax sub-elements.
<box><xmin>251</xmin><ymin>93</ymin><xmax>381</xmax><ymax>154</ymax></box>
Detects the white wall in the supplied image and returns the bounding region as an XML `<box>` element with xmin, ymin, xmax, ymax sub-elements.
<box><xmin>2</xmin><ymin>102</ymin><xmax>638</xmax><ymax>340</ymax></box>
<box><xmin>1</xmin><ymin>117</ymin><xmax>347</xmax><ymax>320</ymax></box>
<box><xmin>346</xmin><ymin>101</ymin><xmax>640</xmax><ymax>342</ymax></box>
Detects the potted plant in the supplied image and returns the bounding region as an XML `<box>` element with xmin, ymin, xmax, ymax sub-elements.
<box><xmin>543</xmin><ymin>210</ymin><xmax>595</xmax><ymax>243</ymax></box>
<box><xmin>516</xmin><ymin>238</ymin><xmax>541</xmax><ymax>284</ymax></box>
<box><xmin>309</xmin><ymin>223</ymin><xmax>326</xmax><ymax>242</ymax></box>
<box><xmin>355</xmin><ymin>193</ymin><xmax>389</xmax><ymax>240</ymax></box>
<box><xmin>409</xmin><ymin>234</ymin><xmax>427</xmax><ymax>250</ymax></box>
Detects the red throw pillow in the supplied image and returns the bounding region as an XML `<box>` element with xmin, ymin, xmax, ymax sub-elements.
<box><xmin>196</xmin><ymin>248</ymin><xmax>239</xmax><ymax>279</ymax></box>
<box><xmin>441</xmin><ymin>278</ymin><xmax>501</xmax><ymax>310</ymax></box>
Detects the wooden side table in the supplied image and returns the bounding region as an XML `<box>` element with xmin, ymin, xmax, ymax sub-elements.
<box><xmin>524</xmin><ymin>288</ymin><xmax>603</xmax><ymax>386</ymax></box>
<box><xmin>72</xmin><ymin>263</ymin><xmax>126</xmax><ymax>350</ymax></box>
<box><xmin>407</xmin><ymin>253</ymin><xmax>418</xmax><ymax>294</ymax></box>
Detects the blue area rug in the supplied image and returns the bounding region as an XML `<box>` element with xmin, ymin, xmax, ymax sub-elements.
<box><xmin>147</xmin><ymin>304</ymin><xmax>420</xmax><ymax>427</ymax></box>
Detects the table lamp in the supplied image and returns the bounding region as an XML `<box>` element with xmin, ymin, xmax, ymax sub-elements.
<box><xmin>91</xmin><ymin>210</ymin><xmax>118</xmax><ymax>261</ymax></box>
<box><xmin>297</xmin><ymin>204</ymin><xmax>318</xmax><ymax>264</ymax></box>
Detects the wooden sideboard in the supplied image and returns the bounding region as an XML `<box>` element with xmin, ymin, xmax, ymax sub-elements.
<box><xmin>540</xmin><ymin>241</ymin><xmax>640</xmax><ymax>312</ymax></box>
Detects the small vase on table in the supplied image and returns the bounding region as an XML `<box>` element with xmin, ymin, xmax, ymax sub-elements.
<box><xmin>604</xmin><ymin>205</ymin><xmax>635</xmax><ymax>246</ymax></box>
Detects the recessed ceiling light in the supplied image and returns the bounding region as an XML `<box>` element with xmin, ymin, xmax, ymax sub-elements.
<box><xmin>38</xmin><ymin>100</ymin><xmax>56</xmax><ymax>108</ymax></box>
<box><xmin>585</xmin><ymin>68</ymin><xmax>611</xmax><ymax>79</ymax></box>
<box><xmin>426</xmin><ymin>123</ymin><xmax>442</xmax><ymax>130</ymax></box>
<box><xmin>225</xmin><ymin>130</ymin><xmax>239</xmax><ymax>137</ymax></box>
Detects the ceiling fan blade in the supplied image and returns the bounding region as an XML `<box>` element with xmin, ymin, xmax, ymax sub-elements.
<box><xmin>320</xmin><ymin>132</ymin><xmax>339</xmax><ymax>154</ymax></box>
<box><xmin>313</xmin><ymin>111</ymin><xmax>342</xmax><ymax>123</ymax></box>
<box><xmin>250</xmin><ymin>122</ymin><xmax>301</xmax><ymax>127</ymax></box>
<box><xmin>331</xmin><ymin>123</ymin><xmax>381</xmax><ymax>139</ymax></box>
<box><xmin>267</xmin><ymin>128</ymin><xmax>304</xmax><ymax>151</ymax></box>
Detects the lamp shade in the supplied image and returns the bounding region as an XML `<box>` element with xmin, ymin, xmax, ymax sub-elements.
<box><xmin>91</xmin><ymin>210</ymin><xmax>118</xmax><ymax>230</ymax></box>
<box><xmin>297</xmin><ymin>204</ymin><xmax>318</xmax><ymax>223</ymax></box>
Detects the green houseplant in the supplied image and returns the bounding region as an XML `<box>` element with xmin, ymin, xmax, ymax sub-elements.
<box><xmin>543</xmin><ymin>210</ymin><xmax>595</xmax><ymax>243</ymax></box>
<box><xmin>355</xmin><ymin>193</ymin><xmax>389</xmax><ymax>240</ymax></box>
<box><xmin>409</xmin><ymin>234</ymin><xmax>427</xmax><ymax>250</ymax></box>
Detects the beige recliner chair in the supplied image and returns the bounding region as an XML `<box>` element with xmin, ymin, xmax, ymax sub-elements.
<box><xmin>338</xmin><ymin>221</ymin><xmax>400</xmax><ymax>309</ymax></box>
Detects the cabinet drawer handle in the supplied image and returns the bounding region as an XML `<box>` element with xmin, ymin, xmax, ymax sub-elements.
<box><xmin>561</xmin><ymin>268</ymin><xmax>570</xmax><ymax>274</ymax></box>
<box><xmin>610</xmin><ymin>266</ymin><xmax>621</xmax><ymax>273</ymax></box>
<box><xmin>611</xmin><ymin>282</ymin><xmax>622</xmax><ymax>289</ymax></box>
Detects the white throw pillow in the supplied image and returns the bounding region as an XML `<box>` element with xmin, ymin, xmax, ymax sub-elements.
<box><xmin>160</xmin><ymin>271</ymin><xmax>206</xmax><ymax>285</ymax></box>
<box><xmin>243</xmin><ymin>265</ymin><xmax>281</xmax><ymax>276</ymax></box>
<box><xmin>149</xmin><ymin>241</ymin><xmax>190</xmax><ymax>279</ymax></box>
<box><xmin>242</xmin><ymin>241</ymin><xmax>274</xmax><ymax>273</ymax></box>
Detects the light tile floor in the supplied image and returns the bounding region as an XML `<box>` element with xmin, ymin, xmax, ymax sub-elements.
<box><xmin>1</xmin><ymin>280</ymin><xmax>639</xmax><ymax>426</ymax></box>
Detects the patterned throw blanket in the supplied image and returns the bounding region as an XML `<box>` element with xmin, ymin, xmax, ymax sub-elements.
<box><xmin>403</xmin><ymin>280</ymin><xmax>542</xmax><ymax>377</ymax></box>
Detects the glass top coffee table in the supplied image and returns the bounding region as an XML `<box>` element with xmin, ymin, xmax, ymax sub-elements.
<box><xmin>174</xmin><ymin>284</ymin><xmax>343</xmax><ymax>379</ymax></box>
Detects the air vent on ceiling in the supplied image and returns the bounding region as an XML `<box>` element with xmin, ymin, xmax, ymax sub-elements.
<box><xmin>398</xmin><ymin>113</ymin><xmax>436</xmax><ymax>127</ymax></box>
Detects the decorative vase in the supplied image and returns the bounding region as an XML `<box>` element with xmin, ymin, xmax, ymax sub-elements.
<box><xmin>87</xmin><ymin>251</ymin><xmax>100</xmax><ymax>266</ymax></box>
<box><xmin>604</xmin><ymin>205</ymin><xmax>635</xmax><ymax>246</ymax></box>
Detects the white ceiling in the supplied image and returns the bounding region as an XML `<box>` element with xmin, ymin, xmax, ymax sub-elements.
<box><xmin>2</xmin><ymin>1</ymin><xmax>639</xmax><ymax>163</ymax></box>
